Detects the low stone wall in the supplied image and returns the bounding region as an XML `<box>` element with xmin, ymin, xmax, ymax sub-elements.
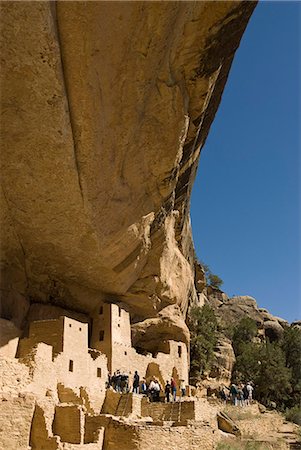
<box><xmin>0</xmin><ymin>356</ymin><xmax>31</xmax><ymax>394</ymax></box>
<box><xmin>0</xmin><ymin>393</ymin><xmax>35</xmax><ymax>449</ymax></box>
<box><xmin>137</xmin><ymin>424</ymin><xmax>217</xmax><ymax>450</ymax></box>
<box><xmin>53</xmin><ymin>405</ymin><xmax>85</xmax><ymax>444</ymax></box>
<box><xmin>101</xmin><ymin>389</ymin><xmax>122</xmax><ymax>415</ymax></box>
<box><xmin>103</xmin><ymin>419</ymin><xmax>217</xmax><ymax>450</ymax></box>
<box><xmin>141</xmin><ymin>398</ymin><xmax>216</xmax><ymax>424</ymax></box>
<box><xmin>30</xmin><ymin>403</ymin><xmax>59</xmax><ymax>450</ymax></box>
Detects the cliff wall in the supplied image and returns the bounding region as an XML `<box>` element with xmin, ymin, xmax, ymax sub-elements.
<box><xmin>0</xmin><ymin>2</ymin><xmax>256</xmax><ymax>343</ymax></box>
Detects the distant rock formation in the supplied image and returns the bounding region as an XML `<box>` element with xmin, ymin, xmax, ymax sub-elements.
<box><xmin>194</xmin><ymin>260</ymin><xmax>292</xmax><ymax>387</ymax></box>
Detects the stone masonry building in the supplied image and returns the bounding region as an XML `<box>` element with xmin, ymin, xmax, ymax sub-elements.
<box><xmin>91</xmin><ymin>303</ymin><xmax>189</xmax><ymax>390</ymax></box>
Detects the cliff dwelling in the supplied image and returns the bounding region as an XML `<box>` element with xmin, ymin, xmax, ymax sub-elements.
<box><xmin>1</xmin><ymin>1</ymin><xmax>300</xmax><ymax>449</ymax></box>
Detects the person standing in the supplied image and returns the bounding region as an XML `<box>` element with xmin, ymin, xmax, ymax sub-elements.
<box><xmin>133</xmin><ymin>370</ymin><xmax>140</xmax><ymax>394</ymax></box>
<box><xmin>246</xmin><ymin>382</ymin><xmax>254</xmax><ymax>403</ymax></box>
<box><xmin>165</xmin><ymin>380</ymin><xmax>171</xmax><ymax>402</ymax></box>
<box><xmin>180</xmin><ymin>380</ymin><xmax>186</xmax><ymax>399</ymax></box>
<box><xmin>171</xmin><ymin>377</ymin><xmax>177</xmax><ymax>402</ymax></box>
<box><xmin>243</xmin><ymin>383</ymin><xmax>249</xmax><ymax>406</ymax></box>
<box><xmin>154</xmin><ymin>379</ymin><xmax>161</xmax><ymax>402</ymax></box>
<box><xmin>220</xmin><ymin>386</ymin><xmax>228</xmax><ymax>404</ymax></box>
<box><xmin>237</xmin><ymin>385</ymin><xmax>244</xmax><ymax>407</ymax></box>
<box><xmin>141</xmin><ymin>378</ymin><xmax>147</xmax><ymax>395</ymax></box>
<box><xmin>115</xmin><ymin>371</ymin><xmax>122</xmax><ymax>392</ymax></box>
<box><xmin>230</xmin><ymin>383</ymin><xmax>238</xmax><ymax>406</ymax></box>
<box><xmin>148</xmin><ymin>378</ymin><xmax>156</xmax><ymax>402</ymax></box>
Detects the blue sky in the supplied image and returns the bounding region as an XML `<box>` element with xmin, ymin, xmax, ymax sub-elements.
<box><xmin>190</xmin><ymin>1</ymin><xmax>300</xmax><ymax>323</ymax></box>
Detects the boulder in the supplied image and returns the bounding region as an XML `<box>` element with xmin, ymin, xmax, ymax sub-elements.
<box><xmin>217</xmin><ymin>411</ymin><xmax>241</xmax><ymax>437</ymax></box>
<box><xmin>131</xmin><ymin>305</ymin><xmax>189</xmax><ymax>353</ymax></box>
<box><xmin>210</xmin><ymin>336</ymin><xmax>235</xmax><ymax>384</ymax></box>
<box><xmin>264</xmin><ymin>320</ymin><xmax>284</xmax><ymax>341</ymax></box>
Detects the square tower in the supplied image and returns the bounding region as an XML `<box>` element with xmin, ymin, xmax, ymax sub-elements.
<box><xmin>91</xmin><ymin>303</ymin><xmax>131</xmax><ymax>372</ymax></box>
<box><xmin>20</xmin><ymin>317</ymin><xmax>88</xmax><ymax>359</ymax></box>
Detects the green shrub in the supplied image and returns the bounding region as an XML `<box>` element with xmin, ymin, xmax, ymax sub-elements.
<box><xmin>200</xmin><ymin>261</ymin><xmax>223</xmax><ymax>289</ymax></box>
<box><xmin>208</xmin><ymin>273</ymin><xmax>223</xmax><ymax>289</ymax></box>
<box><xmin>188</xmin><ymin>304</ymin><xmax>217</xmax><ymax>382</ymax></box>
<box><xmin>232</xmin><ymin>318</ymin><xmax>258</xmax><ymax>356</ymax></box>
<box><xmin>285</xmin><ymin>405</ymin><xmax>301</xmax><ymax>425</ymax></box>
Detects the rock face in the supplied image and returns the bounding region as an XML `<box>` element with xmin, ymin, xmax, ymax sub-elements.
<box><xmin>207</xmin><ymin>293</ymin><xmax>288</xmax><ymax>337</ymax></box>
<box><xmin>0</xmin><ymin>2</ymin><xmax>256</xmax><ymax>346</ymax></box>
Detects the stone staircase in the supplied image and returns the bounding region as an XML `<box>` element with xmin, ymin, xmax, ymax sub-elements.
<box><xmin>115</xmin><ymin>393</ymin><xmax>132</xmax><ymax>417</ymax></box>
<box><xmin>141</xmin><ymin>401</ymin><xmax>194</xmax><ymax>424</ymax></box>
<box><xmin>162</xmin><ymin>402</ymin><xmax>182</xmax><ymax>422</ymax></box>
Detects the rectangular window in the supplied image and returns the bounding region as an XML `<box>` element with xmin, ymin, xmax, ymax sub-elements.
<box><xmin>69</xmin><ymin>360</ymin><xmax>73</xmax><ymax>372</ymax></box>
<box><xmin>97</xmin><ymin>368</ymin><xmax>102</xmax><ymax>378</ymax></box>
<box><xmin>99</xmin><ymin>330</ymin><xmax>104</xmax><ymax>341</ymax></box>
<box><xmin>118</xmin><ymin>306</ymin><xmax>121</xmax><ymax>317</ymax></box>
<box><xmin>178</xmin><ymin>345</ymin><xmax>182</xmax><ymax>358</ymax></box>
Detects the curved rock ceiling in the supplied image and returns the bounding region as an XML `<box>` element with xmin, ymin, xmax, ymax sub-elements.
<box><xmin>0</xmin><ymin>2</ymin><xmax>256</xmax><ymax>334</ymax></box>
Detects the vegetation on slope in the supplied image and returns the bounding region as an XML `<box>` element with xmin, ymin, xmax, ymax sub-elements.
<box><xmin>201</xmin><ymin>263</ymin><xmax>224</xmax><ymax>289</ymax></box>
<box><xmin>188</xmin><ymin>304</ymin><xmax>218</xmax><ymax>382</ymax></box>
<box><xmin>231</xmin><ymin>318</ymin><xmax>301</xmax><ymax>423</ymax></box>
<box><xmin>188</xmin><ymin>303</ymin><xmax>301</xmax><ymax>425</ymax></box>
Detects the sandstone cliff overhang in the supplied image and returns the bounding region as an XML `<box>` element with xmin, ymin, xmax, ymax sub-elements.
<box><xmin>0</xmin><ymin>2</ymin><xmax>257</xmax><ymax>332</ymax></box>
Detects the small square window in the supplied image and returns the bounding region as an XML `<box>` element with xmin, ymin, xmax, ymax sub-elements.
<box><xmin>99</xmin><ymin>306</ymin><xmax>103</xmax><ymax>315</ymax></box>
<box><xmin>97</xmin><ymin>368</ymin><xmax>102</xmax><ymax>378</ymax></box>
<box><xmin>69</xmin><ymin>360</ymin><xmax>73</xmax><ymax>372</ymax></box>
<box><xmin>99</xmin><ymin>330</ymin><xmax>104</xmax><ymax>341</ymax></box>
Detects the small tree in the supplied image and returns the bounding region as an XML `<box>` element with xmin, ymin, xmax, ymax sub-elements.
<box><xmin>188</xmin><ymin>304</ymin><xmax>218</xmax><ymax>383</ymax></box>
<box><xmin>255</xmin><ymin>341</ymin><xmax>292</xmax><ymax>407</ymax></box>
<box><xmin>232</xmin><ymin>340</ymin><xmax>292</xmax><ymax>408</ymax></box>
<box><xmin>232</xmin><ymin>317</ymin><xmax>258</xmax><ymax>356</ymax></box>
<box><xmin>208</xmin><ymin>273</ymin><xmax>223</xmax><ymax>289</ymax></box>
<box><xmin>281</xmin><ymin>327</ymin><xmax>301</xmax><ymax>407</ymax></box>
<box><xmin>200</xmin><ymin>262</ymin><xmax>223</xmax><ymax>289</ymax></box>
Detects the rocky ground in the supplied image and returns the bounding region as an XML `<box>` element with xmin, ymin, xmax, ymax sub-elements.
<box><xmin>217</xmin><ymin>403</ymin><xmax>301</xmax><ymax>449</ymax></box>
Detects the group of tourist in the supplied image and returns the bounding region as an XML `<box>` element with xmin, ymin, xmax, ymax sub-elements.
<box><xmin>107</xmin><ymin>370</ymin><xmax>130</xmax><ymax>393</ymax></box>
<box><xmin>220</xmin><ymin>382</ymin><xmax>254</xmax><ymax>406</ymax></box>
<box><xmin>107</xmin><ymin>371</ymin><xmax>186</xmax><ymax>403</ymax></box>
<box><xmin>146</xmin><ymin>376</ymin><xmax>186</xmax><ymax>402</ymax></box>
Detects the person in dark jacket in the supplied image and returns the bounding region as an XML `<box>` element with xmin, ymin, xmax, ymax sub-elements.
<box><xmin>171</xmin><ymin>377</ymin><xmax>177</xmax><ymax>402</ymax></box>
<box><xmin>230</xmin><ymin>383</ymin><xmax>238</xmax><ymax>406</ymax></box>
<box><xmin>165</xmin><ymin>380</ymin><xmax>171</xmax><ymax>402</ymax></box>
<box><xmin>133</xmin><ymin>371</ymin><xmax>140</xmax><ymax>394</ymax></box>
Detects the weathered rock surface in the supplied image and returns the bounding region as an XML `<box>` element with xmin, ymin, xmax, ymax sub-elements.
<box><xmin>197</xmin><ymin>271</ymin><xmax>291</xmax><ymax>386</ymax></box>
<box><xmin>0</xmin><ymin>1</ymin><xmax>256</xmax><ymax>342</ymax></box>
<box><xmin>209</xmin><ymin>335</ymin><xmax>236</xmax><ymax>383</ymax></box>
<box><xmin>206</xmin><ymin>292</ymin><xmax>289</xmax><ymax>338</ymax></box>
<box><xmin>217</xmin><ymin>411</ymin><xmax>241</xmax><ymax>437</ymax></box>
<box><xmin>132</xmin><ymin>304</ymin><xmax>190</xmax><ymax>353</ymax></box>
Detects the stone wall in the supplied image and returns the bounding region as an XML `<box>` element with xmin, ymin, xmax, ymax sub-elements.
<box><xmin>0</xmin><ymin>318</ymin><xmax>21</xmax><ymax>358</ymax></box>
<box><xmin>17</xmin><ymin>317</ymin><xmax>108</xmax><ymax>411</ymax></box>
<box><xmin>53</xmin><ymin>405</ymin><xmax>85</xmax><ymax>444</ymax></box>
<box><xmin>0</xmin><ymin>393</ymin><xmax>35</xmax><ymax>449</ymax></box>
<box><xmin>103</xmin><ymin>419</ymin><xmax>217</xmax><ymax>450</ymax></box>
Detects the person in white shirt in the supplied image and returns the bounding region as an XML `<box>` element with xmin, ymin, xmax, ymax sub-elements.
<box><xmin>246</xmin><ymin>382</ymin><xmax>254</xmax><ymax>402</ymax></box>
